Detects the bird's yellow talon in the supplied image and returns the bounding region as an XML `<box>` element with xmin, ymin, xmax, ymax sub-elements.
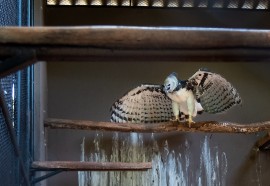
<box><xmin>188</xmin><ymin>116</ymin><xmax>195</xmax><ymax>128</ymax></box>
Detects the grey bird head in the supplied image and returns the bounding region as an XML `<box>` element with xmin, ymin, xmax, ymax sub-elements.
<box><xmin>163</xmin><ymin>72</ymin><xmax>179</xmax><ymax>93</ymax></box>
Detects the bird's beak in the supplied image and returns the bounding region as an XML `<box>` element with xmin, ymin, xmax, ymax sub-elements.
<box><xmin>163</xmin><ymin>86</ymin><xmax>167</xmax><ymax>93</ymax></box>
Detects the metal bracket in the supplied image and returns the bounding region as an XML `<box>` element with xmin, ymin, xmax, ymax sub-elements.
<box><xmin>0</xmin><ymin>48</ymin><xmax>36</xmax><ymax>78</ymax></box>
<box><xmin>31</xmin><ymin>169</ymin><xmax>63</xmax><ymax>184</ymax></box>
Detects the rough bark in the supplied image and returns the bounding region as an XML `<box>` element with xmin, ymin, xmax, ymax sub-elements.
<box><xmin>45</xmin><ymin>118</ymin><xmax>270</xmax><ymax>134</ymax></box>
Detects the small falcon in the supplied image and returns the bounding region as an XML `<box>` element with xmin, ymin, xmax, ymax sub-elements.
<box><xmin>110</xmin><ymin>68</ymin><xmax>242</xmax><ymax>127</ymax></box>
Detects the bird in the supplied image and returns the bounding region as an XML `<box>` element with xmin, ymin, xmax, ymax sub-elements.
<box><xmin>110</xmin><ymin>68</ymin><xmax>242</xmax><ymax>127</ymax></box>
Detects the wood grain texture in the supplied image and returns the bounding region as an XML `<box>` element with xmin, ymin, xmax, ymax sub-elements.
<box><xmin>32</xmin><ymin>161</ymin><xmax>152</xmax><ymax>171</ymax></box>
<box><xmin>1</xmin><ymin>26</ymin><xmax>270</xmax><ymax>49</ymax></box>
<box><xmin>1</xmin><ymin>26</ymin><xmax>270</xmax><ymax>76</ymax></box>
<box><xmin>45</xmin><ymin>118</ymin><xmax>270</xmax><ymax>134</ymax></box>
<box><xmin>0</xmin><ymin>26</ymin><xmax>270</xmax><ymax>77</ymax></box>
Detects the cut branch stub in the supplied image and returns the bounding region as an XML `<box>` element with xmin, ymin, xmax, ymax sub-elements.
<box><xmin>257</xmin><ymin>131</ymin><xmax>270</xmax><ymax>150</ymax></box>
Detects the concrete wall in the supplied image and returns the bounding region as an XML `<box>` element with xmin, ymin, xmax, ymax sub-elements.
<box><xmin>47</xmin><ymin>62</ymin><xmax>270</xmax><ymax>185</ymax></box>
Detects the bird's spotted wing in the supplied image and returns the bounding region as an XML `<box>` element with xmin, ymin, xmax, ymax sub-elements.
<box><xmin>188</xmin><ymin>69</ymin><xmax>242</xmax><ymax>113</ymax></box>
<box><xmin>111</xmin><ymin>84</ymin><xmax>173</xmax><ymax>123</ymax></box>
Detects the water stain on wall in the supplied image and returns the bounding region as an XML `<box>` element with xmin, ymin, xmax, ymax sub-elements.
<box><xmin>79</xmin><ymin>133</ymin><xmax>228</xmax><ymax>186</ymax></box>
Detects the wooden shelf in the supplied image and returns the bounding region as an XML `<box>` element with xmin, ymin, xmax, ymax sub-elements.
<box><xmin>32</xmin><ymin>161</ymin><xmax>152</xmax><ymax>171</ymax></box>
<box><xmin>1</xmin><ymin>26</ymin><xmax>270</xmax><ymax>77</ymax></box>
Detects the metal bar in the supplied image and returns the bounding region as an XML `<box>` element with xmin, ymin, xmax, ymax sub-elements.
<box><xmin>253</xmin><ymin>0</ymin><xmax>260</xmax><ymax>9</ymax></box>
<box><xmin>31</xmin><ymin>170</ymin><xmax>63</xmax><ymax>184</ymax></box>
<box><xmin>27</xmin><ymin>66</ymin><xmax>34</xmax><ymax>184</ymax></box>
<box><xmin>237</xmin><ymin>0</ymin><xmax>245</xmax><ymax>8</ymax></box>
<box><xmin>0</xmin><ymin>84</ymin><xmax>30</xmax><ymax>186</ymax></box>
<box><xmin>223</xmin><ymin>0</ymin><xmax>230</xmax><ymax>7</ymax></box>
<box><xmin>16</xmin><ymin>71</ymin><xmax>22</xmax><ymax>185</ymax></box>
<box><xmin>18</xmin><ymin>0</ymin><xmax>22</xmax><ymax>26</ymax></box>
<box><xmin>16</xmin><ymin>71</ymin><xmax>22</xmax><ymax>146</ymax></box>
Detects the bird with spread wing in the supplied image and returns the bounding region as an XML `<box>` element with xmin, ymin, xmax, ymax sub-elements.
<box><xmin>110</xmin><ymin>68</ymin><xmax>242</xmax><ymax>127</ymax></box>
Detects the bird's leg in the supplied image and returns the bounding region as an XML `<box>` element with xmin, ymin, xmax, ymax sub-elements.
<box><xmin>170</xmin><ymin>115</ymin><xmax>180</xmax><ymax>122</ymax></box>
<box><xmin>170</xmin><ymin>101</ymin><xmax>180</xmax><ymax>122</ymax></box>
<box><xmin>188</xmin><ymin>115</ymin><xmax>194</xmax><ymax>128</ymax></box>
<box><xmin>187</xmin><ymin>95</ymin><xmax>195</xmax><ymax>128</ymax></box>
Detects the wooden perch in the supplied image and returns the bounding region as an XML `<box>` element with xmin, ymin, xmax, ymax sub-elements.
<box><xmin>2</xmin><ymin>26</ymin><xmax>270</xmax><ymax>76</ymax></box>
<box><xmin>1</xmin><ymin>26</ymin><xmax>270</xmax><ymax>49</ymax></box>
<box><xmin>32</xmin><ymin>161</ymin><xmax>152</xmax><ymax>171</ymax></box>
<box><xmin>45</xmin><ymin>118</ymin><xmax>270</xmax><ymax>134</ymax></box>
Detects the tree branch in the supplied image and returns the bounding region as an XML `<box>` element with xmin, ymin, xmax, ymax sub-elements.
<box><xmin>45</xmin><ymin>118</ymin><xmax>270</xmax><ymax>134</ymax></box>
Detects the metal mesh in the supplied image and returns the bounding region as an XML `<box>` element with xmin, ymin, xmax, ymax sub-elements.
<box><xmin>0</xmin><ymin>1</ymin><xmax>18</xmax><ymax>25</ymax></box>
<box><xmin>0</xmin><ymin>0</ymin><xmax>32</xmax><ymax>186</ymax></box>
<box><xmin>47</xmin><ymin>0</ymin><xmax>270</xmax><ymax>8</ymax></box>
<box><xmin>0</xmin><ymin>75</ymin><xmax>18</xmax><ymax>186</ymax></box>
<box><xmin>0</xmin><ymin>72</ymin><xmax>32</xmax><ymax>186</ymax></box>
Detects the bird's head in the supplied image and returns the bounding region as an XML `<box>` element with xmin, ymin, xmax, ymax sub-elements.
<box><xmin>163</xmin><ymin>72</ymin><xmax>179</xmax><ymax>93</ymax></box>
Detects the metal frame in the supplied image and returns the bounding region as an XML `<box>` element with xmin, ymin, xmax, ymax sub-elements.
<box><xmin>31</xmin><ymin>169</ymin><xmax>63</xmax><ymax>184</ymax></box>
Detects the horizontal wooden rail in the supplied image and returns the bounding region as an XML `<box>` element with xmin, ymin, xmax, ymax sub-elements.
<box><xmin>1</xmin><ymin>26</ymin><xmax>270</xmax><ymax>49</ymax></box>
<box><xmin>45</xmin><ymin>118</ymin><xmax>270</xmax><ymax>134</ymax></box>
<box><xmin>32</xmin><ymin>161</ymin><xmax>152</xmax><ymax>171</ymax></box>
<box><xmin>1</xmin><ymin>26</ymin><xmax>270</xmax><ymax>76</ymax></box>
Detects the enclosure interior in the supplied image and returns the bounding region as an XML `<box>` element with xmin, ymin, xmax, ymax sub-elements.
<box><xmin>44</xmin><ymin>3</ymin><xmax>270</xmax><ymax>186</ymax></box>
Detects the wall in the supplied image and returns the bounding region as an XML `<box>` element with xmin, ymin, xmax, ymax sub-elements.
<box><xmin>34</xmin><ymin>2</ymin><xmax>270</xmax><ymax>185</ymax></box>
<box><xmin>47</xmin><ymin>62</ymin><xmax>270</xmax><ymax>185</ymax></box>
<box><xmin>44</xmin><ymin>7</ymin><xmax>270</xmax><ymax>29</ymax></box>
